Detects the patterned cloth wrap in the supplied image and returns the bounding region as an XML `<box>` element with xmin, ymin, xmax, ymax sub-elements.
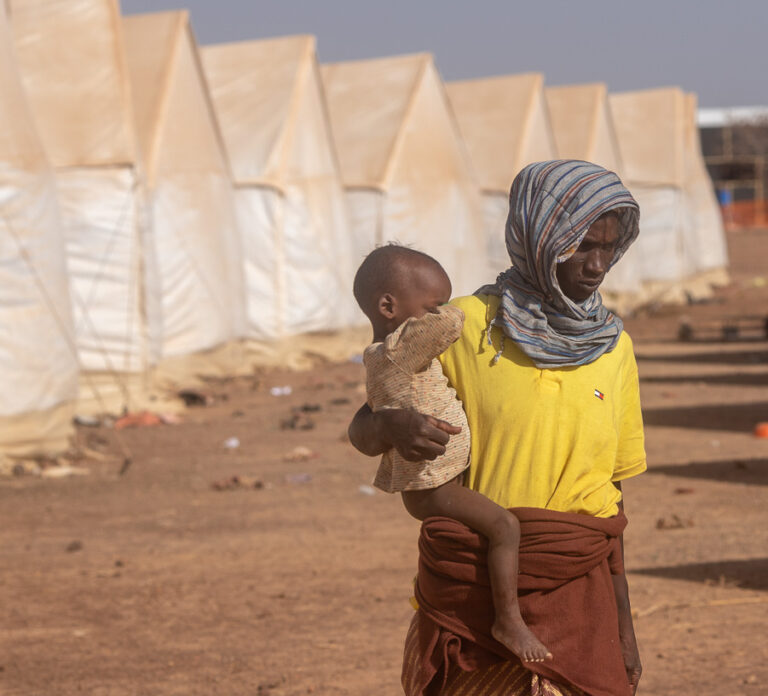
<box><xmin>478</xmin><ymin>159</ymin><xmax>640</xmax><ymax>368</ymax></box>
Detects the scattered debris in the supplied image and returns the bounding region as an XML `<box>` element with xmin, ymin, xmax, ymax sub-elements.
<box><xmin>41</xmin><ymin>466</ymin><xmax>90</xmax><ymax>479</ymax></box>
<box><xmin>66</xmin><ymin>540</ymin><xmax>83</xmax><ymax>553</ymax></box>
<box><xmin>270</xmin><ymin>386</ymin><xmax>293</xmax><ymax>397</ymax></box>
<box><xmin>280</xmin><ymin>412</ymin><xmax>315</xmax><ymax>431</ymax></box>
<box><xmin>74</xmin><ymin>414</ymin><xmax>101</xmax><ymax>427</ymax></box>
<box><xmin>210</xmin><ymin>475</ymin><xmax>264</xmax><ymax>491</ymax></box>
<box><xmin>655</xmin><ymin>514</ymin><xmax>694</xmax><ymax>530</ymax></box>
<box><xmin>704</xmin><ymin>574</ymin><xmax>741</xmax><ymax>589</ymax></box>
<box><xmin>114</xmin><ymin>411</ymin><xmax>162</xmax><ymax>430</ymax></box>
<box><xmin>223</xmin><ymin>437</ymin><xmax>241</xmax><ymax>450</ymax></box>
<box><xmin>118</xmin><ymin>458</ymin><xmax>132</xmax><ymax>477</ymax></box>
<box><xmin>231</xmin><ymin>410</ymin><xmax>245</xmax><ymax>418</ymax></box>
<box><xmin>114</xmin><ymin>411</ymin><xmax>179</xmax><ymax>430</ymax></box>
<box><xmin>672</xmin><ymin>487</ymin><xmax>695</xmax><ymax>495</ymax></box>
<box><xmin>678</xmin><ymin>314</ymin><xmax>768</xmax><ymax>342</ymax></box>
<box><xmin>283</xmin><ymin>446</ymin><xmax>316</xmax><ymax>462</ymax></box>
<box><xmin>329</xmin><ymin>397</ymin><xmax>351</xmax><ymax>406</ymax></box>
<box><xmin>86</xmin><ymin>433</ymin><xmax>110</xmax><ymax>450</ymax></box>
<box><xmin>178</xmin><ymin>388</ymin><xmax>213</xmax><ymax>407</ymax></box>
<box><xmin>80</xmin><ymin>446</ymin><xmax>109</xmax><ymax>462</ymax></box>
<box><xmin>297</xmin><ymin>403</ymin><xmax>322</xmax><ymax>413</ymax></box>
<box><xmin>358</xmin><ymin>484</ymin><xmax>376</xmax><ymax>496</ymax></box>
<box><xmin>0</xmin><ymin>458</ymin><xmax>40</xmax><ymax>477</ymax></box>
<box><xmin>285</xmin><ymin>473</ymin><xmax>312</xmax><ymax>485</ymax></box>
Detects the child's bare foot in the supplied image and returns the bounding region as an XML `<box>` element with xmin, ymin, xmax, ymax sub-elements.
<box><xmin>492</xmin><ymin>613</ymin><xmax>553</xmax><ymax>663</ymax></box>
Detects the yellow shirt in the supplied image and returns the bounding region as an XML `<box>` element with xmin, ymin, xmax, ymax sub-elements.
<box><xmin>439</xmin><ymin>294</ymin><xmax>646</xmax><ymax>518</ymax></box>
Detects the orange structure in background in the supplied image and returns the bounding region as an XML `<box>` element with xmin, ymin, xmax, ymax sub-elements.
<box><xmin>720</xmin><ymin>199</ymin><xmax>768</xmax><ymax>229</ymax></box>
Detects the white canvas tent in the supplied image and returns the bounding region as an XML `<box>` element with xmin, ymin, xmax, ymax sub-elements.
<box><xmin>322</xmin><ymin>53</ymin><xmax>487</xmax><ymax>297</ymax></box>
<box><xmin>546</xmin><ymin>83</ymin><xmax>624</xmax><ymax>174</ymax></box>
<box><xmin>447</xmin><ymin>73</ymin><xmax>556</xmax><ymax>276</ymax></box>
<box><xmin>10</xmin><ymin>0</ymin><xmax>161</xmax><ymax>413</ymax></box>
<box><xmin>545</xmin><ymin>83</ymin><xmax>642</xmax><ymax>306</ymax></box>
<box><xmin>610</xmin><ymin>87</ymin><xmax>728</xmax><ymax>302</ymax></box>
<box><xmin>0</xmin><ymin>2</ymin><xmax>78</xmax><ymax>456</ymax></box>
<box><xmin>122</xmin><ymin>11</ymin><xmax>247</xmax><ymax>382</ymax></box>
<box><xmin>203</xmin><ymin>35</ymin><xmax>360</xmax><ymax>354</ymax></box>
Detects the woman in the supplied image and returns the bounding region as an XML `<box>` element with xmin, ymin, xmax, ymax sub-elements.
<box><xmin>349</xmin><ymin>160</ymin><xmax>645</xmax><ymax>696</ymax></box>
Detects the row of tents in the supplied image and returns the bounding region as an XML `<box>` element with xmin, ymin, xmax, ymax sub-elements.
<box><xmin>0</xmin><ymin>0</ymin><xmax>728</xmax><ymax>458</ymax></box>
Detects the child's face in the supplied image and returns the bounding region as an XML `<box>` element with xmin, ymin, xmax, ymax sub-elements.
<box><xmin>391</xmin><ymin>264</ymin><xmax>452</xmax><ymax>327</ymax></box>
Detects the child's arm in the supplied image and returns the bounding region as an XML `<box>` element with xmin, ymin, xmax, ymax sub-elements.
<box><xmin>387</xmin><ymin>305</ymin><xmax>464</xmax><ymax>375</ymax></box>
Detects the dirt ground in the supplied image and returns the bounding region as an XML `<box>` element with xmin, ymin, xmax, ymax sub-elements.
<box><xmin>1</xmin><ymin>228</ymin><xmax>767</xmax><ymax>696</ymax></box>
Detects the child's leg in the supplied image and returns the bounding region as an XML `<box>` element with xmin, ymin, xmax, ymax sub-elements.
<box><xmin>403</xmin><ymin>478</ymin><xmax>552</xmax><ymax>662</ymax></box>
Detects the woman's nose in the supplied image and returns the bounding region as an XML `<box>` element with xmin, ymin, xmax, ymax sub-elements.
<box><xmin>585</xmin><ymin>250</ymin><xmax>608</xmax><ymax>276</ymax></box>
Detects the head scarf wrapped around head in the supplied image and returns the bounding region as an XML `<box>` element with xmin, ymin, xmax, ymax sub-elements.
<box><xmin>477</xmin><ymin>160</ymin><xmax>640</xmax><ymax>368</ymax></box>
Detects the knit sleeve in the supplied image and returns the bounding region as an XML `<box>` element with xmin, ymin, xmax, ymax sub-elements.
<box><xmin>385</xmin><ymin>305</ymin><xmax>465</xmax><ymax>375</ymax></box>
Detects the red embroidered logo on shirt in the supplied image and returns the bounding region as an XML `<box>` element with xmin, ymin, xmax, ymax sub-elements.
<box><xmin>594</xmin><ymin>389</ymin><xmax>605</xmax><ymax>400</ymax></box>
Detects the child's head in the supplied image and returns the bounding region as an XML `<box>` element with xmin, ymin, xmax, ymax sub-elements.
<box><xmin>353</xmin><ymin>244</ymin><xmax>451</xmax><ymax>337</ymax></box>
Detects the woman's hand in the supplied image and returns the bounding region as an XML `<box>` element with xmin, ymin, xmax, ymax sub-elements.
<box><xmin>621</xmin><ymin>633</ymin><xmax>642</xmax><ymax>695</ymax></box>
<box><xmin>348</xmin><ymin>404</ymin><xmax>462</xmax><ymax>460</ymax></box>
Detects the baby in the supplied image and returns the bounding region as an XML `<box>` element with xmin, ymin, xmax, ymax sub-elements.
<box><xmin>353</xmin><ymin>244</ymin><xmax>551</xmax><ymax>664</ymax></box>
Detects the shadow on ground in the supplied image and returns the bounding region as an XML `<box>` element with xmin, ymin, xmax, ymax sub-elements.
<box><xmin>632</xmin><ymin>558</ymin><xmax>768</xmax><ymax>591</ymax></box>
<box><xmin>642</xmin><ymin>402</ymin><xmax>768</xmax><ymax>433</ymax></box>
<box><xmin>636</xmin><ymin>348</ymin><xmax>768</xmax><ymax>366</ymax></box>
<box><xmin>646</xmin><ymin>457</ymin><xmax>768</xmax><ymax>486</ymax></box>
<box><xmin>641</xmin><ymin>372</ymin><xmax>768</xmax><ymax>387</ymax></box>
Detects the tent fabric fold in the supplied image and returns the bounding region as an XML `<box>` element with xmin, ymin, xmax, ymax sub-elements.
<box><xmin>122</xmin><ymin>10</ymin><xmax>247</xmax><ymax>378</ymax></box>
<box><xmin>447</xmin><ymin>73</ymin><xmax>557</xmax><ymax>277</ymax></box>
<box><xmin>322</xmin><ymin>53</ymin><xmax>487</xmax><ymax>297</ymax></box>
<box><xmin>0</xmin><ymin>0</ymin><xmax>78</xmax><ymax>456</ymax></box>
<box><xmin>203</xmin><ymin>35</ymin><xmax>360</xmax><ymax>345</ymax></box>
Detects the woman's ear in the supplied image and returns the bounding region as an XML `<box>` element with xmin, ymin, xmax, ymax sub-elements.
<box><xmin>377</xmin><ymin>293</ymin><xmax>397</xmax><ymax>319</ymax></box>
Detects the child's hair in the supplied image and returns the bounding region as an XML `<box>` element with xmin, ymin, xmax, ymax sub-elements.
<box><xmin>353</xmin><ymin>244</ymin><xmax>442</xmax><ymax>320</ymax></box>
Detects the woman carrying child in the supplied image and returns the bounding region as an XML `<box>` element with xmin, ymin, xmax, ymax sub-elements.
<box><xmin>349</xmin><ymin>160</ymin><xmax>646</xmax><ymax>696</ymax></box>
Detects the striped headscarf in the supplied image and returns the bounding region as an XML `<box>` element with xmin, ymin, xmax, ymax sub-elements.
<box><xmin>478</xmin><ymin>160</ymin><xmax>639</xmax><ymax>368</ymax></box>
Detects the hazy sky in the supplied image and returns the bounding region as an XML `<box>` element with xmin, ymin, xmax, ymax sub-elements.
<box><xmin>121</xmin><ymin>0</ymin><xmax>765</xmax><ymax>108</ymax></box>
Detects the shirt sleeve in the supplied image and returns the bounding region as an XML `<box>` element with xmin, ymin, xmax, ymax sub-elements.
<box><xmin>612</xmin><ymin>336</ymin><xmax>647</xmax><ymax>482</ymax></box>
<box><xmin>385</xmin><ymin>305</ymin><xmax>465</xmax><ymax>375</ymax></box>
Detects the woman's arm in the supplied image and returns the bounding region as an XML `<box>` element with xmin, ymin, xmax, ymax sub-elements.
<box><xmin>348</xmin><ymin>403</ymin><xmax>462</xmax><ymax>461</ymax></box>
<box><xmin>613</xmin><ymin>482</ymin><xmax>642</xmax><ymax>695</ymax></box>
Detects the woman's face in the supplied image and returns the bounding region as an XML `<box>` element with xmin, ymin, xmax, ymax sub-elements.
<box><xmin>555</xmin><ymin>213</ymin><xmax>619</xmax><ymax>302</ymax></box>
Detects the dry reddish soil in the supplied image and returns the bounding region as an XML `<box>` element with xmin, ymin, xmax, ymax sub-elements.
<box><xmin>1</xmin><ymin>228</ymin><xmax>767</xmax><ymax>696</ymax></box>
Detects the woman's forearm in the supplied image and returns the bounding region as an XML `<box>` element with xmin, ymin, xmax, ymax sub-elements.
<box><xmin>613</xmin><ymin>569</ymin><xmax>642</xmax><ymax>693</ymax></box>
<box><xmin>612</xmin><ymin>572</ymin><xmax>634</xmax><ymax>628</ymax></box>
<box><xmin>348</xmin><ymin>405</ymin><xmax>461</xmax><ymax>461</ymax></box>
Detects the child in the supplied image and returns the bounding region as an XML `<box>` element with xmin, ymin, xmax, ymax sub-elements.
<box><xmin>353</xmin><ymin>244</ymin><xmax>552</xmax><ymax>664</ymax></box>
